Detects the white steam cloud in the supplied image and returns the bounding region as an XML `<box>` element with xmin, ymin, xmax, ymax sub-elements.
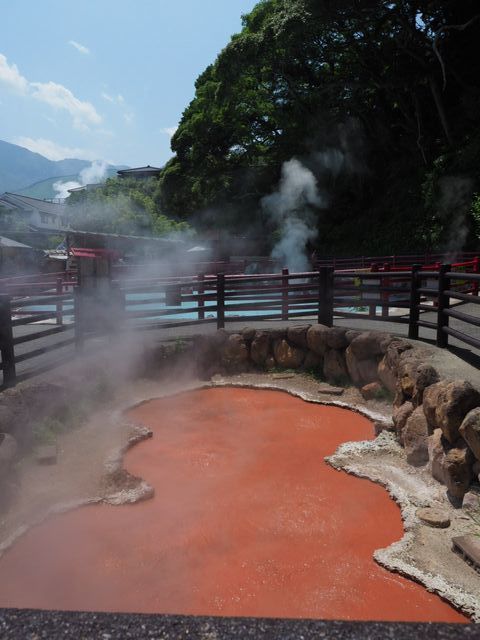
<box><xmin>438</xmin><ymin>176</ymin><xmax>474</xmax><ymax>256</ymax></box>
<box><xmin>53</xmin><ymin>161</ymin><xmax>108</xmax><ymax>199</ymax></box>
<box><xmin>262</xmin><ymin>158</ymin><xmax>327</xmax><ymax>272</ymax></box>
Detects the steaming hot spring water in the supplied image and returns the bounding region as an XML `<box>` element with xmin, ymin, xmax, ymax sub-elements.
<box><xmin>0</xmin><ymin>388</ymin><xmax>468</xmax><ymax>622</ymax></box>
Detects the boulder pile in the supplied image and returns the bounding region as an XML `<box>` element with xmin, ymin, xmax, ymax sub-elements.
<box><xmin>1</xmin><ymin>324</ymin><xmax>480</xmax><ymax>507</ymax></box>
<box><xmin>195</xmin><ymin>324</ymin><xmax>480</xmax><ymax>505</ymax></box>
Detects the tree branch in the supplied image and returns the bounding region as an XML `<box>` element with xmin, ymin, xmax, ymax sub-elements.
<box><xmin>433</xmin><ymin>15</ymin><xmax>480</xmax><ymax>90</ymax></box>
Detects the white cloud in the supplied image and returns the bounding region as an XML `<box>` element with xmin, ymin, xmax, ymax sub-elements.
<box><xmin>161</xmin><ymin>126</ymin><xmax>177</xmax><ymax>138</ymax></box>
<box><xmin>30</xmin><ymin>81</ymin><xmax>101</xmax><ymax>129</ymax></box>
<box><xmin>102</xmin><ymin>90</ymin><xmax>132</xmax><ymax>127</ymax></box>
<box><xmin>102</xmin><ymin>92</ymin><xmax>126</xmax><ymax>106</ymax></box>
<box><xmin>0</xmin><ymin>53</ymin><xmax>28</xmax><ymax>93</ymax></box>
<box><xmin>101</xmin><ymin>91</ymin><xmax>115</xmax><ymax>103</ymax></box>
<box><xmin>0</xmin><ymin>52</ymin><xmax>101</xmax><ymax>130</ymax></box>
<box><xmin>97</xmin><ymin>128</ymin><xmax>115</xmax><ymax>137</ymax></box>
<box><xmin>68</xmin><ymin>40</ymin><xmax>90</xmax><ymax>55</ymax></box>
<box><xmin>13</xmin><ymin>136</ymin><xmax>98</xmax><ymax>162</ymax></box>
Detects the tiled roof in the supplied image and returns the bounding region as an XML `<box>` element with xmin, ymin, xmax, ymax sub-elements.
<box><xmin>0</xmin><ymin>235</ymin><xmax>35</xmax><ymax>249</ymax></box>
<box><xmin>0</xmin><ymin>192</ymin><xmax>67</xmax><ymax>217</ymax></box>
<box><xmin>67</xmin><ymin>183</ymin><xmax>103</xmax><ymax>193</ymax></box>
<box><xmin>117</xmin><ymin>165</ymin><xmax>162</xmax><ymax>175</ymax></box>
<box><xmin>68</xmin><ymin>229</ymin><xmax>183</xmax><ymax>245</ymax></box>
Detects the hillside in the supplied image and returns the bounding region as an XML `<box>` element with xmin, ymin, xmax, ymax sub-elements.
<box><xmin>0</xmin><ymin>140</ymin><xmax>91</xmax><ymax>194</ymax></box>
<box><xmin>16</xmin><ymin>167</ymin><xmax>122</xmax><ymax>200</ymax></box>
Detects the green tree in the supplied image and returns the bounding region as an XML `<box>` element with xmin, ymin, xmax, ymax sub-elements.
<box><xmin>68</xmin><ymin>177</ymin><xmax>191</xmax><ymax>237</ymax></box>
<box><xmin>158</xmin><ymin>0</ymin><xmax>480</xmax><ymax>254</ymax></box>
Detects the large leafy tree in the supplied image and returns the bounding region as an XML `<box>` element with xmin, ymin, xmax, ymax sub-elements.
<box><xmin>68</xmin><ymin>177</ymin><xmax>191</xmax><ymax>237</ymax></box>
<box><xmin>158</xmin><ymin>0</ymin><xmax>480</xmax><ymax>252</ymax></box>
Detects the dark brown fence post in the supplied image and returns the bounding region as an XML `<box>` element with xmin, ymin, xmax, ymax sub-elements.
<box><xmin>110</xmin><ymin>283</ymin><xmax>125</xmax><ymax>336</ymax></box>
<box><xmin>281</xmin><ymin>267</ymin><xmax>289</xmax><ymax>321</ymax></box>
<box><xmin>437</xmin><ymin>263</ymin><xmax>451</xmax><ymax>348</ymax></box>
<box><xmin>74</xmin><ymin>286</ymin><xmax>84</xmax><ymax>351</ymax></box>
<box><xmin>473</xmin><ymin>256</ymin><xmax>479</xmax><ymax>296</ymax></box>
<box><xmin>198</xmin><ymin>273</ymin><xmax>205</xmax><ymax>321</ymax></box>
<box><xmin>408</xmin><ymin>264</ymin><xmax>421</xmax><ymax>340</ymax></box>
<box><xmin>217</xmin><ymin>273</ymin><xmax>225</xmax><ymax>330</ymax></box>
<box><xmin>0</xmin><ymin>294</ymin><xmax>16</xmax><ymax>387</ymax></box>
<box><xmin>381</xmin><ymin>263</ymin><xmax>390</xmax><ymax>319</ymax></box>
<box><xmin>56</xmin><ymin>277</ymin><xmax>63</xmax><ymax>326</ymax></box>
<box><xmin>318</xmin><ymin>266</ymin><xmax>334</xmax><ymax>327</ymax></box>
<box><xmin>369</xmin><ymin>263</ymin><xmax>379</xmax><ymax>318</ymax></box>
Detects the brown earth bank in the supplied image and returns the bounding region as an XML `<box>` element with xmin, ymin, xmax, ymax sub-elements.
<box><xmin>0</xmin><ymin>388</ymin><xmax>468</xmax><ymax>622</ymax></box>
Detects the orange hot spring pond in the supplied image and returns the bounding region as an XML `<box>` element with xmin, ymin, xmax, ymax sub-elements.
<box><xmin>0</xmin><ymin>388</ymin><xmax>468</xmax><ymax>622</ymax></box>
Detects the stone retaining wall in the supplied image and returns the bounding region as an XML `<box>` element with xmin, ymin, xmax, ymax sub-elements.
<box><xmin>1</xmin><ymin>324</ymin><xmax>480</xmax><ymax>506</ymax></box>
<box><xmin>194</xmin><ymin>325</ymin><xmax>480</xmax><ymax>505</ymax></box>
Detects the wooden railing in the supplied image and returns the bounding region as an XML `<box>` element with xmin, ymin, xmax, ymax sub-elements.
<box><xmin>0</xmin><ymin>270</ymin><xmax>77</xmax><ymax>296</ymax></box>
<box><xmin>0</xmin><ymin>290</ymin><xmax>75</xmax><ymax>384</ymax></box>
<box><xmin>316</xmin><ymin>251</ymin><xmax>480</xmax><ymax>271</ymax></box>
<box><xmin>2</xmin><ymin>260</ymin><xmax>480</xmax><ymax>387</ymax></box>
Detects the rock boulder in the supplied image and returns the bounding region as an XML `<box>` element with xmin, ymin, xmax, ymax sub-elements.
<box><xmin>459</xmin><ymin>407</ymin><xmax>480</xmax><ymax>462</ymax></box>
<box><xmin>287</xmin><ymin>325</ymin><xmax>311</xmax><ymax>349</ymax></box>
<box><xmin>404</xmin><ymin>407</ymin><xmax>429</xmax><ymax>466</ymax></box>
<box><xmin>306</xmin><ymin>324</ymin><xmax>330</xmax><ymax>356</ymax></box>
<box><xmin>444</xmin><ymin>445</ymin><xmax>474</xmax><ymax>500</ymax></box>
<box><xmin>323</xmin><ymin>349</ymin><xmax>348</xmax><ymax>384</ymax></box>
<box><xmin>273</xmin><ymin>339</ymin><xmax>305</xmax><ymax>369</ymax></box>
<box><xmin>221</xmin><ymin>334</ymin><xmax>249</xmax><ymax>371</ymax></box>
<box><xmin>241</xmin><ymin>327</ymin><xmax>256</xmax><ymax>343</ymax></box>
<box><xmin>250</xmin><ymin>332</ymin><xmax>271</xmax><ymax>366</ymax></box>
<box><xmin>423</xmin><ymin>381</ymin><xmax>480</xmax><ymax>443</ymax></box>
<box><xmin>360</xmin><ymin>382</ymin><xmax>383</xmax><ymax>400</ymax></box>
<box><xmin>393</xmin><ymin>401</ymin><xmax>414</xmax><ymax>444</ymax></box>
<box><xmin>349</xmin><ymin>331</ymin><xmax>392</xmax><ymax>360</ymax></box>
<box><xmin>384</xmin><ymin>340</ymin><xmax>413</xmax><ymax>374</ymax></box>
<box><xmin>378</xmin><ymin>356</ymin><xmax>397</xmax><ymax>393</ymax></box>
<box><xmin>303</xmin><ymin>351</ymin><xmax>323</xmax><ymax>370</ymax></box>
<box><xmin>345</xmin><ymin>346</ymin><xmax>378</xmax><ymax>387</ymax></box>
<box><xmin>428</xmin><ymin>429</ymin><xmax>473</xmax><ymax>500</ymax></box>
<box><xmin>326</xmin><ymin>327</ymin><xmax>349</xmax><ymax>350</ymax></box>
<box><xmin>397</xmin><ymin>356</ymin><xmax>439</xmax><ymax>406</ymax></box>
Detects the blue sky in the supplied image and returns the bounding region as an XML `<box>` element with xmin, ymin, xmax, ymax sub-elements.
<box><xmin>0</xmin><ymin>0</ymin><xmax>259</xmax><ymax>167</ymax></box>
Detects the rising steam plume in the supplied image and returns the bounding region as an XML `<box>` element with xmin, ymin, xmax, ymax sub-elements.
<box><xmin>261</xmin><ymin>158</ymin><xmax>327</xmax><ymax>272</ymax></box>
<box><xmin>262</xmin><ymin>120</ymin><xmax>367</xmax><ymax>272</ymax></box>
<box><xmin>53</xmin><ymin>161</ymin><xmax>108</xmax><ymax>199</ymax></box>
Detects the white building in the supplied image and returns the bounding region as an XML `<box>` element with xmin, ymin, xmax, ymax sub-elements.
<box><xmin>0</xmin><ymin>192</ymin><xmax>69</xmax><ymax>231</ymax></box>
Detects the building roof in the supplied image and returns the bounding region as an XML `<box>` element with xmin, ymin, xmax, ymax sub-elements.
<box><xmin>67</xmin><ymin>183</ymin><xmax>103</xmax><ymax>193</ymax></box>
<box><xmin>0</xmin><ymin>192</ymin><xmax>67</xmax><ymax>217</ymax></box>
<box><xmin>67</xmin><ymin>229</ymin><xmax>183</xmax><ymax>245</ymax></box>
<box><xmin>117</xmin><ymin>165</ymin><xmax>162</xmax><ymax>177</ymax></box>
<box><xmin>0</xmin><ymin>235</ymin><xmax>35</xmax><ymax>249</ymax></box>
<box><xmin>70</xmin><ymin>247</ymin><xmax>120</xmax><ymax>260</ymax></box>
<box><xmin>45</xmin><ymin>249</ymin><xmax>68</xmax><ymax>261</ymax></box>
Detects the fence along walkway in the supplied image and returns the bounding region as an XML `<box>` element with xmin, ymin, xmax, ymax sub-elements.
<box><xmin>0</xmin><ymin>270</ymin><xmax>77</xmax><ymax>386</ymax></box>
<box><xmin>1</xmin><ymin>259</ymin><xmax>480</xmax><ymax>387</ymax></box>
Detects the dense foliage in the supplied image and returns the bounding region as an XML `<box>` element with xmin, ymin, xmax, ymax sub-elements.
<box><xmin>158</xmin><ymin>0</ymin><xmax>480</xmax><ymax>255</ymax></box>
<box><xmin>67</xmin><ymin>177</ymin><xmax>190</xmax><ymax>237</ymax></box>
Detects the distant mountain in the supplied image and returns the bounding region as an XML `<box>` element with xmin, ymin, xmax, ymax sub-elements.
<box><xmin>0</xmin><ymin>140</ymin><xmax>125</xmax><ymax>197</ymax></box>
